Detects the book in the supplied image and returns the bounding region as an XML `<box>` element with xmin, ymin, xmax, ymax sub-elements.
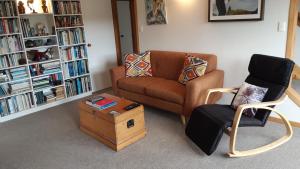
<box><xmin>86</xmin><ymin>98</ymin><xmax>117</xmax><ymax>110</ymax></box>
<box><xmin>86</xmin><ymin>96</ymin><xmax>105</xmax><ymax>104</ymax></box>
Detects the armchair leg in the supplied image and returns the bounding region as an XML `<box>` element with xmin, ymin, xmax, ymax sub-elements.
<box><xmin>180</xmin><ymin>115</ymin><xmax>186</xmax><ymax>125</ymax></box>
<box><xmin>228</xmin><ymin>107</ymin><xmax>293</xmax><ymax>158</ymax></box>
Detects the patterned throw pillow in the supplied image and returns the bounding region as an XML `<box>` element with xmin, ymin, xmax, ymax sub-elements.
<box><xmin>125</xmin><ymin>51</ymin><xmax>153</xmax><ymax>77</ymax></box>
<box><xmin>178</xmin><ymin>55</ymin><xmax>208</xmax><ymax>85</ymax></box>
<box><xmin>231</xmin><ymin>82</ymin><xmax>268</xmax><ymax>117</ymax></box>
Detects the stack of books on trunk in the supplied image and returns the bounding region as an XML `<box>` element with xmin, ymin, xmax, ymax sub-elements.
<box><xmin>86</xmin><ymin>96</ymin><xmax>117</xmax><ymax>110</ymax></box>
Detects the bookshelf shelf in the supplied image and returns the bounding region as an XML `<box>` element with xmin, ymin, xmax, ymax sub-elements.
<box><xmin>65</xmin><ymin>73</ymin><xmax>90</xmax><ymax>80</ymax></box>
<box><xmin>33</xmin><ymin>84</ymin><xmax>64</xmax><ymax>93</ymax></box>
<box><xmin>0</xmin><ymin>16</ymin><xmax>18</xmax><ymax>19</ymax></box>
<box><xmin>19</xmin><ymin>13</ymin><xmax>54</xmax><ymax>17</ymax></box>
<box><xmin>63</xmin><ymin>57</ymin><xmax>87</xmax><ymax>63</ymax></box>
<box><xmin>0</xmin><ymin>33</ymin><xmax>22</xmax><ymax>37</ymax></box>
<box><xmin>25</xmin><ymin>45</ymin><xmax>58</xmax><ymax>51</ymax></box>
<box><xmin>31</xmin><ymin>71</ymin><xmax>62</xmax><ymax>79</ymax></box>
<box><xmin>59</xmin><ymin>43</ymin><xmax>86</xmax><ymax>48</ymax></box>
<box><xmin>0</xmin><ymin>77</ymin><xmax>30</xmax><ymax>85</ymax></box>
<box><xmin>56</xmin><ymin>26</ymin><xmax>84</xmax><ymax>30</ymax></box>
<box><xmin>28</xmin><ymin>58</ymin><xmax>61</xmax><ymax>65</ymax></box>
<box><xmin>23</xmin><ymin>35</ymin><xmax>57</xmax><ymax>40</ymax></box>
<box><xmin>0</xmin><ymin>90</ymin><xmax>32</xmax><ymax>100</ymax></box>
<box><xmin>0</xmin><ymin>0</ymin><xmax>92</xmax><ymax>122</ymax></box>
<box><xmin>0</xmin><ymin>51</ymin><xmax>25</xmax><ymax>56</ymax></box>
<box><xmin>0</xmin><ymin>64</ymin><xmax>27</xmax><ymax>71</ymax></box>
<box><xmin>54</xmin><ymin>14</ymin><xmax>82</xmax><ymax>17</ymax></box>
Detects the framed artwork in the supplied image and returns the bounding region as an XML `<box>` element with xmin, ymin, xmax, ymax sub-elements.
<box><xmin>145</xmin><ymin>0</ymin><xmax>167</xmax><ymax>25</ymax></box>
<box><xmin>208</xmin><ymin>0</ymin><xmax>265</xmax><ymax>22</ymax></box>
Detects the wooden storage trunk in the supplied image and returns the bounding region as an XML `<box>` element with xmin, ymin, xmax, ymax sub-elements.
<box><xmin>79</xmin><ymin>94</ymin><xmax>146</xmax><ymax>151</ymax></box>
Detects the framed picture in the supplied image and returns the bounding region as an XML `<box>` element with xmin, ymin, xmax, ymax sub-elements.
<box><xmin>145</xmin><ymin>0</ymin><xmax>167</xmax><ymax>25</ymax></box>
<box><xmin>208</xmin><ymin>0</ymin><xmax>265</xmax><ymax>22</ymax></box>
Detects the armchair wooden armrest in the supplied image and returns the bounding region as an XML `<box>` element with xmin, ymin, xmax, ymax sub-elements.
<box><xmin>228</xmin><ymin>95</ymin><xmax>293</xmax><ymax>157</ymax></box>
<box><xmin>205</xmin><ymin>87</ymin><xmax>239</xmax><ymax>104</ymax></box>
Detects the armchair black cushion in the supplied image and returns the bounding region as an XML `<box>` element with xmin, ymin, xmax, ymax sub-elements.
<box><xmin>185</xmin><ymin>54</ymin><xmax>295</xmax><ymax>156</ymax></box>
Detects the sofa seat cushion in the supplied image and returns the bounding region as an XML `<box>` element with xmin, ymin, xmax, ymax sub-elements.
<box><xmin>145</xmin><ymin>79</ymin><xmax>186</xmax><ymax>104</ymax></box>
<box><xmin>117</xmin><ymin>77</ymin><xmax>165</xmax><ymax>94</ymax></box>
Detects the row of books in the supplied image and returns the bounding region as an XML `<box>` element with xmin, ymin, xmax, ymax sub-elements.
<box><xmin>0</xmin><ymin>18</ymin><xmax>19</xmax><ymax>34</ymax></box>
<box><xmin>29</xmin><ymin>62</ymin><xmax>61</xmax><ymax>77</ymax></box>
<box><xmin>20</xmin><ymin>18</ymin><xmax>34</xmax><ymax>38</ymax></box>
<box><xmin>35</xmin><ymin>86</ymin><xmax>65</xmax><ymax>105</ymax></box>
<box><xmin>54</xmin><ymin>86</ymin><xmax>65</xmax><ymax>100</ymax></box>
<box><xmin>53</xmin><ymin>1</ymin><xmax>82</xmax><ymax>15</ymax></box>
<box><xmin>0</xmin><ymin>1</ymin><xmax>17</xmax><ymax>17</ymax></box>
<box><xmin>0</xmin><ymin>93</ymin><xmax>34</xmax><ymax>117</ymax></box>
<box><xmin>55</xmin><ymin>16</ymin><xmax>82</xmax><ymax>28</ymax></box>
<box><xmin>0</xmin><ymin>80</ymin><xmax>31</xmax><ymax>97</ymax></box>
<box><xmin>32</xmin><ymin>73</ymin><xmax>63</xmax><ymax>90</ymax></box>
<box><xmin>86</xmin><ymin>96</ymin><xmax>117</xmax><ymax>110</ymax></box>
<box><xmin>65</xmin><ymin>76</ymin><xmax>91</xmax><ymax>97</ymax></box>
<box><xmin>0</xmin><ymin>36</ymin><xmax>23</xmax><ymax>55</ymax></box>
<box><xmin>58</xmin><ymin>28</ymin><xmax>84</xmax><ymax>46</ymax></box>
<box><xmin>60</xmin><ymin>45</ymin><xmax>87</xmax><ymax>61</ymax></box>
<box><xmin>0</xmin><ymin>67</ymin><xmax>28</xmax><ymax>83</ymax></box>
<box><xmin>63</xmin><ymin>60</ymin><xmax>89</xmax><ymax>78</ymax></box>
<box><xmin>0</xmin><ymin>53</ymin><xmax>25</xmax><ymax>69</ymax></box>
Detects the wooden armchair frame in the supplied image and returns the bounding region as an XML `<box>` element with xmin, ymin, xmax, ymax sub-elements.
<box><xmin>205</xmin><ymin>88</ymin><xmax>293</xmax><ymax>158</ymax></box>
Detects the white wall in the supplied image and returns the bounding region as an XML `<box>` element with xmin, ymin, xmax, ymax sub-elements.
<box><xmin>81</xmin><ymin>0</ymin><xmax>117</xmax><ymax>91</ymax></box>
<box><xmin>137</xmin><ymin>0</ymin><xmax>300</xmax><ymax>121</ymax></box>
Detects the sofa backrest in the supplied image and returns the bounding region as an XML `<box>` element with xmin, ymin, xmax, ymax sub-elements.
<box><xmin>150</xmin><ymin>50</ymin><xmax>217</xmax><ymax>80</ymax></box>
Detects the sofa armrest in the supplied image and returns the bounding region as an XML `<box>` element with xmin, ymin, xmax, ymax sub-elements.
<box><xmin>110</xmin><ymin>66</ymin><xmax>125</xmax><ymax>95</ymax></box>
<box><xmin>184</xmin><ymin>70</ymin><xmax>224</xmax><ymax>117</ymax></box>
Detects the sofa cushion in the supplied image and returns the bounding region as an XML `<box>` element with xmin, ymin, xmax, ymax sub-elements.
<box><xmin>178</xmin><ymin>55</ymin><xmax>208</xmax><ymax>85</ymax></box>
<box><xmin>187</xmin><ymin>53</ymin><xmax>217</xmax><ymax>74</ymax></box>
<box><xmin>117</xmin><ymin>77</ymin><xmax>164</xmax><ymax>94</ymax></box>
<box><xmin>145</xmin><ymin>79</ymin><xmax>186</xmax><ymax>104</ymax></box>
<box><xmin>125</xmin><ymin>51</ymin><xmax>153</xmax><ymax>77</ymax></box>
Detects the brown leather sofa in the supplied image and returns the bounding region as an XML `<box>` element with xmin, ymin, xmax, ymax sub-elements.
<box><xmin>110</xmin><ymin>50</ymin><xmax>224</xmax><ymax>124</ymax></box>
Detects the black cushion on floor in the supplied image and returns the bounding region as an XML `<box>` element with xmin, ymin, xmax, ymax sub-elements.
<box><xmin>185</xmin><ymin>105</ymin><xmax>264</xmax><ymax>155</ymax></box>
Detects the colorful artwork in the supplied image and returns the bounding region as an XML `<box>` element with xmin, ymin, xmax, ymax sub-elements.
<box><xmin>145</xmin><ymin>0</ymin><xmax>167</xmax><ymax>25</ymax></box>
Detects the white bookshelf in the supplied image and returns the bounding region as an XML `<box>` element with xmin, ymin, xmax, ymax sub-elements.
<box><xmin>0</xmin><ymin>0</ymin><xmax>92</xmax><ymax>122</ymax></box>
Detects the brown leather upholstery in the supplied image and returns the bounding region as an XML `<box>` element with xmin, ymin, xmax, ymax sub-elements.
<box><xmin>145</xmin><ymin>79</ymin><xmax>186</xmax><ymax>104</ymax></box>
<box><xmin>110</xmin><ymin>50</ymin><xmax>224</xmax><ymax>117</ymax></box>
<box><xmin>118</xmin><ymin>77</ymin><xmax>165</xmax><ymax>94</ymax></box>
<box><xmin>150</xmin><ymin>51</ymin><xmax>186</xmax><ymax>80</ymax></box>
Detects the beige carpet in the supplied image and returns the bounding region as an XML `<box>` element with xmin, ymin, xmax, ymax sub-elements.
<box><xmin>0</xmin><ymin>94</ymin><xmax>300</xmax><ymax>169</ymax></box>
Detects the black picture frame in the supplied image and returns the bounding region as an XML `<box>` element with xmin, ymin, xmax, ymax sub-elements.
<box><xmin>208</xmin><ymin>0</ymin><xmax>265</xmax><ymax>22</ymax></box>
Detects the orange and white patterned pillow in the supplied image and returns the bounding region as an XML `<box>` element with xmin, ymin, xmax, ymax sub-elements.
<box><xmin>178</xmin><ymin>55</ymin><xmax>208</xmax><ymax>85</ymax></box>
<box><xmin>125</xmin><ymin>51</ymin><xmax>153</xmax><ymax>77</ymax></box>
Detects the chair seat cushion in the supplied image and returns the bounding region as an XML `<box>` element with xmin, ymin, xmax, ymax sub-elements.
<box><xmin>145</xmin><ymin>79</ymin><xmax>186</xmax><ymax>104</ymax></box>
<box><xmin>195</xmin><ymin>104</ymin><xmax>264</xmax><ymax>127</ymax></box>
<box><xmin>117</xmin><ymin>77</ymin><xmax>165</xmax><ymax>94</ymax></box>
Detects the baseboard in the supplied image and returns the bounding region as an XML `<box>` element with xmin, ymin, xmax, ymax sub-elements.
<box><xmin>268</xmin><ymin>116</ymin><xmax>300</xmax><ymax>128</ymax></box>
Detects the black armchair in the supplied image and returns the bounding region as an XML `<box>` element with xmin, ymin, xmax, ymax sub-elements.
<box><xmin>185</xmin><ymin>54</ymin><xmax>295</xmax><ymax>157</ymax></box>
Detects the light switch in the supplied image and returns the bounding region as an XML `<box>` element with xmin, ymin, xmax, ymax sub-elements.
<box><xmin>278</xmin><ymin>22</ymin><xmax>287</xmax><ymax>32</ymax></box>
